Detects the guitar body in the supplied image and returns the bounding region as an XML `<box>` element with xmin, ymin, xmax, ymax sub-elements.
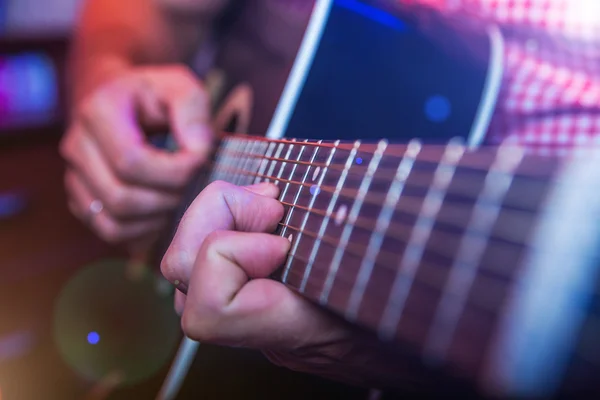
<box><xmin>156</xmin><ymin>1</ymin><xmax>507</xmax><ymax>399</ymax></box>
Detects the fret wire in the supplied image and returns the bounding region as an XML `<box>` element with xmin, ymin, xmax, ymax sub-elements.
<box><xmin>226</xmin><ymin>139</ymin><xmax>240</xmax><ymax>184</ymax></box>
<box><xmin>219</xmin><ymin>138</ymin><xmax>234</xmax><ymax>183</ymax></box>
<box><xmin>267</xmin><ymin>143</ymin><xmax>285</xmax><ymax>184</ymax></box>
<box><xmin>247</xmin><ymin>140</ymin><xmax>267</xmax><ymax>185</ymax></box>
<box><xmin>221</xmin><ymin>148</ymin><xmax>329</xmax><ymax>169</ymax></box>
<box><xmin>278</xmin><ymin>139</ymin><xmax>307</xmax><ymax>240</ymax></box>
<box><xmin>281</xmin><ymin>222</ymin><xmax>513</xmax><ymax>317</ymax></box>
<box><xmin>230</xmin><ymin>139</ymin><xmax>246</xmax><ymax>185</ymax></box>
<box><xmin>211</xmin><ymin>137</ymin><xmax>226</xmax><ymax>182</ymax></box>
<box><xmin>211</xmin><ymin>138</ymin><xmax>541</xmax><ymax>179</ymax></box>
<box><xmin>249</xmin><ymin>140</ymin><xmax>267</xmax><ymax>185</ymax></box>
<box><xmin>284</xmin><ymin>252</ymin><xmax>499</xmax><ymax>317</ymax></box>
<box><xmin>228</xmin><ymin>134</ymin><xmax>337</xmax><ymax>150</ymax></box>
<box><xmin>300</xmin><ymin>141</ymin><xmax>360</xmax><ymax>292</ymax></box>
<box><xmin>275</xmin><ymin>141</ymin><xmax>295</xmax><ymax>186</ymax></box>
<box><xmin>210</xmin><ymin>137</ymin><xmax>229</xmax><ymax>182</ymax></box>
<box><xmin>255</xmin><ymin>142</ymin><xmax>276</xmax><ymax>185</ymax></box>
<box><xmin>211</xmin><ymin>141</ymin><xmax>553</xmax><ymax>193</ymax></box>
<box><xmin>379</xmin><ymin>137</ymin><xmax>467</xmax><ymax>341</ymax></box>
<box><xmin>237</xmin><ymin>139</ymin><xmax>257</xmax><ymax>186</ymax></box>
<box><xmin>277</xmin><ymin>202</ymin><xmax>525</xmax><ymax>284</ymax></box>
<box><xmin>423</xmin><ymin>144</ymin><xmax>525</xmax><ymax>363</ymax></box>
<box><xmin>345</xmin><ymin>139</ymin><xmax>422</xmax><ymax>321</ymax></box>
<box><xmin>321</xmin><ymin>140</ymin><xmax>389</xmax><ymax>304</ymax></box>
<box><xmin>281</xmin><ymin>140</ymin><xmax>327</xmax><ymax>283</ymax></box>
<box><xmin>212</xmin><ymin>162</ymin><xmax>542</xmax><ymax>244</ymax></box>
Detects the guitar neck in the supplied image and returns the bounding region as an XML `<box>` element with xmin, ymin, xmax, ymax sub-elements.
<box><xmin>204</xmin><ymin>133</ymin><xmax>600</xmax><ymax>397</ymax></box>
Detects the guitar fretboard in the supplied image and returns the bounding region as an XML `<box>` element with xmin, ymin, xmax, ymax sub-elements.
<box><xmin>201</xmin><ymin>134</ymin><xmax>600</xmax><ymax>396</ymax></box>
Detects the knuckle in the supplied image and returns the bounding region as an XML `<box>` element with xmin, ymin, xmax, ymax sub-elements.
<box><xmin>113</xmin><ymin>150</ymin><xmax>140</xmax><ymax>180</ymax></box>
<box><xmin>78</xmin><ymin>90</ymin><xmax>106</xmax><ymax>125</ymax></box>
<box><xmin>201</xmin><ymin>230</ymin><xmax>234</xmax><ymax>265</ymax></box>
<box><xmin>103</xmin><ymin>186</ymin><xmax>130</xmax><ymax>216</ymax></box>
<box><xmin>204</xmin><ymin>180</ymin><xmax>232</xmax><ymax>196</ymax></box>
<box><xmin>160</xmin><ymin>247</ymin><xmax>188</xmax><ymax>282</ymax></box>
<box><xmin>181</xmin><ymin>304</ymin><xmax>220</xmax><ymax>343</ymax></box>
<box><xmin>95</xmin><ymin>218</ymin><xmax>123</xmax><ymax>244</ymax></box>
<box><xmin>202</xmin><ymin>230</ymin><xmax>228</xmax><ymax>250</ymax></box>
<box><xmin>160</xmin><ymin>249</ymin><xmax>177</xmax><ymax>282</ymax></box>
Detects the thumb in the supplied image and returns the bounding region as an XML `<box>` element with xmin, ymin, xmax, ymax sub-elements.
<box><xmin>169</xmin><ymin>86</ymin><xmax>213</xmax><ymax>157</ymax></box>
<box><xmin>142</xmin><ymin>67</ymin><xmax>214</xmax><ymax>157</ymax></box>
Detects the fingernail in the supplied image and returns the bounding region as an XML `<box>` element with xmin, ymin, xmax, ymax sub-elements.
<box><xmin>185</xmin><ymin>124</ymin><xmax>212</xmax><ymax>153</ymax></box>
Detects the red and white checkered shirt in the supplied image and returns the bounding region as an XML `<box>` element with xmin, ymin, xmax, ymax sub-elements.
<box><xmin>397</xmin><ymin>0</ymin><xmax>600</xmax><ymax>154</ymax></box>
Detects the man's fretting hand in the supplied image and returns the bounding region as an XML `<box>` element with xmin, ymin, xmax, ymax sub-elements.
<box><xmin>161</xmin><ymin>180</ymin><xmax>432</xmax><ymax>391</ymax></box>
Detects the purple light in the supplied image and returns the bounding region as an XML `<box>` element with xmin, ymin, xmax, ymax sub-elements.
<box><xmin>356</xmin><ymin>157</ymin><xmax>363</xmax><ymax>165</ymax></box>
<box><xmin>87</xmin><ymin>332</ymin><xmax>100</xmax><ymax>345</ymax></box>
<box><xmin>310</xmin><ymin>185</ymin><xmax>321</xmax><ymax>196</ymax></box>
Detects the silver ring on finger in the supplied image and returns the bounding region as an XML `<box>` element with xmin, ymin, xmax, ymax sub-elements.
<box><xmin>87</xmin><ymin>199</ymin><xmax>104</xmax><ymax>224</ymax></box>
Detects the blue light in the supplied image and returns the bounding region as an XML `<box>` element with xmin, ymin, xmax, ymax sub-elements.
<box><xmin>87</xmin><ymin>332</ymin><xmax>100</xmax><ymax>345</ymax></box>
<box><xmin>310</xmin><ymin>185</ymin><xmax>321</xmax><ymax>196</ymax></box>
<box><xmin>336</xmin><ymin>0</ymin><xmax>407</xmax><ymax>32</ymax></box>
<box><xmin>425</xmin><ymin>95</ymin><xmax>452</xmax><ymax>123</ymax></box>
<box><xmin>356</xmin><ymin>157</ymin><xmax>363</xmax><ymax>165</ymax></box>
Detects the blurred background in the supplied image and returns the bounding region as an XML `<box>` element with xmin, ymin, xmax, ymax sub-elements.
<box><xmin>0</xmin><ymin>1</ymin><xmax>183</xmax><ymax>399</ymax></box>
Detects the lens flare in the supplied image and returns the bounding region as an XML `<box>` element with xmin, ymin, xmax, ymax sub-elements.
<box><xmin>53</xmin><ymin>259</ymin><xmax>180</xmax><ymax>387</ymax></box>
<box><xmin>87</xmin><ymin>332</ymin><xmax>100</xmax><ymax>345</ymax></box>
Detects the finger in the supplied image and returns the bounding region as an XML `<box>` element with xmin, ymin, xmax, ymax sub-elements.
<box><xmin>78</xmin><ymin>79</ymin><xmax>202</xmax><ymax>190</ymax></box>
<box><xmin>141</xmin><ymin>67</ymin><xmax>213</xmax><ymax>157</ymax></box>
<box><xmin>65</xmin><ymin>123</ymin><xmax>181</xmax><ymax>219</ymax></box>
<box><xmin>182</xmin><ymin>230</ymin><xmax>346</xmax><ymax>349</ymax></box>
<box><xmin>161</xmin><ymin>181</ymin><xmax>283</xmax><ymax>289</ymax></box>
<box><xmin>65</xmin><ymin>170</ymin><xmax>168</xmax><ymax>244</ymax></box>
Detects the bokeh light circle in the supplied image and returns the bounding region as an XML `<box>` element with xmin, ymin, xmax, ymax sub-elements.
<box><xmin>53</xmin><ymin>259</ymin><xmax>180</xmax><ymax>387</ymax></box>
<box><xmin>424</xmin><ymin>94</ymin><xmax>451</xmax><ymax>123</ymax></box>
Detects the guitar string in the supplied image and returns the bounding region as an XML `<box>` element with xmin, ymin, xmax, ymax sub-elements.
<box><xmin>211</xmin><ymin>138</ymin><xmax>557</xmax><ymax>180</ymax></box>
<box><xmin>209</xmin><ymin>137</ymin><xmax>600</xmax><ymax>361</ymax></box>
<box><xmin>281</xmin><ymin>242</ymin><xmax>600</xmax><ymax>364</ymax></box>
<box><xmin>220</xmin><ymin>133</ymin><xmax>600</xmax><ymax>159</ymax></box>
<box><xmin>280</xmin><ymin>229</ymin><xmax>600</xmax><ymax>366</ymax></box>
<box><xmin>281</xmin><ymin>239</ymin><xmax>506</xmax><ymax>317</ymax></box>
<box><xmin>209</xmin><ymin>167</ymin><xmax>537</xmax><ymax>301</ymax></box>
<box><xmin>211</xmin><ymin>142</ymin><xmax>560</xmax><ymax>211</ymax></box>
<box><xmin>277</xmin><ymin>200</ymin><xmax>526</xmax><ymax>269</ymax></box>
<box><xmin>213</xmin><ymin>157</ymin><xmax>546</xmax><ymax>214</ymax></box>
<box><xmin>212</xmin><ymin>163</ymin><xmax>546</xmax><ymax>233</ymax></box>
<box><xmin>209</xmin><ymin>162</ymin><xmax>545</xmax><ymax>312</ymax></box>
<box><xmin>217</xmin><ymin>147</ymin><xmax>547</xmax><ymax>197</ymax></box>
<box><xmin>275</xmin><ymin>219</ymin><xmax>520</xmax><ymax>308</ymax></box>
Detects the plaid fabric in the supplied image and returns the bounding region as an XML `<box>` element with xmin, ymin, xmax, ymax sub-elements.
<box><xmin>397</xmin><ymin>0</ymin><xmax>600</xmax><ymax>154</ymax></box>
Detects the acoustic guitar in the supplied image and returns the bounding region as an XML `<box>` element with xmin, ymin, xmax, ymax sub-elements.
<box><xmin>155</xmin><ymin>1</ymin><xmax>600</xmax><ymax>399</ymax></box>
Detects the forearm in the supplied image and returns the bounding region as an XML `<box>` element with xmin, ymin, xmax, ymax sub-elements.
<box><xmin>68</xmin><ymin>0</ymin><xmax>225</xmax><ymax>106</ymax></box>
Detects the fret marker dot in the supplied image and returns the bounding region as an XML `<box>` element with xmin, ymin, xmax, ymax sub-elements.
<box><xmin>356</xmin><ymin>157</ymin><xmax>363</xmax><ymax>165</ymax></box>
<box><xmin>310</xmin><ymin>185</ymin><xmax>321</xmax><ymax>196</ymax></box>
<box><xmin>335</xmin><ymin>205</ymin><xmax>348</xmax><ymax>226</ymax></box>
<box><xmin>288</xmin><ymin>234</ymin><xmax>293</xmax><ymax>243</ymax></box>
<box><xmin>312</xmin><ymin>167</ymin><xmax>321</xmax><ymax>181</ymax></box>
